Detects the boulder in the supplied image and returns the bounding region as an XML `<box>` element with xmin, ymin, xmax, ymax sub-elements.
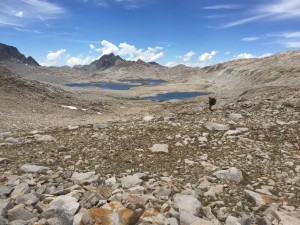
<box><xmin>71</xmin><ymin>172</ymin><xmax>99</xmax><ymax>184</ymax></box>
<box><xmin>205</xmin><ymin>123</ymin><xmax>230</xmax><ymax>131</ymax></box>
<box><xmin>173</xmin><ymin>194</ymin><xmax>201</xmax><ymax>215</ymax></box>
<box><xmin>149</xmin><ymin>144</ymin><xmax>169</xmax><ymax>153</ymax></box>
<box><xmin>244</xmin><ymin>190</ymin><xmax>273</xmax><ymax>206</ymax></box>
<box><xmin>213</xmin><ymin>167</ymin><xmax>243</xmax><ymax>182</ymax></box>
<box><xmin>121</xmin><ymin>173</ymin><xmax>144</xmax><ymax>189</ymax></box>
<box><xmin>19</xmin><ymin>164</ymin><xmax>49</xmax><ymax>173</ymax></box>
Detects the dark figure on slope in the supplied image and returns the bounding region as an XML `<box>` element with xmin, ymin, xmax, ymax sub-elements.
<box><xmin>209</xmin><ymin>97</ymin><xmax>216</xmax><ymax>111</ymax></box>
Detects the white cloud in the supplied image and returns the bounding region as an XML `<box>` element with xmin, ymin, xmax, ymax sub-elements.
<box><xmin>219</xmin><ymin>0</ymin><xmax>300</xmax><ymax>28</ymax></box>
<box><xmin>89</xmin><ymin>44</ymin><xmax>95</xmax><ymax>49</ymax></box>
<box><xmin>225</xmin><ymin>51</ymin><xmax>231</xmax><ymax>55</ymax></box>
<box><xmin>199</xmin><ymin>50</ymin><xmax>218</xmax><ymax>62</ymax></box>
<box><xmin>0</xmin><ymin>0</ymin><xmax>65</xmax><ymax>27</ymax></box>
<box><xmin>66</xmin><ymin>56</ymin><xmax>96</xmax><ymax>67</ymax></box>
<box><xmin>282</xmin><ymin>32</ymin><xmax>300</xmax><ymax>38</ymax></box>
<box><xmin>99</xmin><ymin>40</ymin><xmax>164</xmax><ymax>62</ymax></box>
<box><xmin>282</xmin><ymin>41</ymin><xmax>300</xmax><ymax>48</ymax></box>
<box><xmin>258</xmin><ymin>53</ymin><xmax>272</xmax><ymax>58</ymax></box>
<box><xmin>235</xmin><ymin>53</ymin><xmax>255</xmax><ymax>59</ymax></box>
<box><xmin>220</xmin><ymin>15</ymin><xmax>267</xmax><ymax>28</ymax></box>
<box><xmin>165</xmin><ymin>61</ymin><xmax>178</xmax><ymax>68</ymax></box>
<box><xmin>181</xmin><ymin>51</ymin><xmax>196</xmax><ymax>62</ymax></box>
<box><xmin>242</xmin><ymin>37</ymin><xmax>260</xmax><ymax>41</ymax></box>
<box><xmin>47</xmin><ymin>49</ymin><xmax>66</xmax><ymax>61</ymax></box>
<box><xmin>101</xmin><ymin>40</ymin><xmax>119</xmax><ymax>55</ymax></box>
<box><xmin>234</xmin><ymin>52</ymin><xmax>273</xmax><ymax>60</ymax></box>
<box><xmin>260</xmin><ymin>0</ymin><xmax>300</xmax><ymax>19</ymax></box>
<box><xmin>203</xmin><ymin>4</ymin><xmax>240</xmax><ymax>10</ymax></box>
<box><xmin>15</xmin><ymin>11</ymin><xmax>23</xmax><ymax>18</ymax></box>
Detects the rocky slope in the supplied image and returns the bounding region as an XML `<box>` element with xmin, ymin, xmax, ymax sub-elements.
<box><xmin>0</xmin><ymin>43</ymin><xmax>39</xmax><ymax>66</ymax></box>
<box><xmin>0</xmin><ymin>86</ymin><xmax>299</xmax><ymax>225</ymax></box>
<box><xmin>0</xmin><ymin>66</ymin><xmax>71</xmax><ymax>101</ymax></box>
<box><xmin>200</xmin><ymin>50</ymin><xmax>300</xmax><ymax>91</ymax></box>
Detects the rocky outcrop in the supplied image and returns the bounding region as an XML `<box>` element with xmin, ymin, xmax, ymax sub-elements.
<box><xmin>0</xmin><ymin>43</ymin><xmax>39</xmax><ymax>66</ymax></box>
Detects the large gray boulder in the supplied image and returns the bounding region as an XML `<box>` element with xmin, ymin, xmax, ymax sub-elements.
<box><xmin>71</xmin><ymin>172</ymin><xmax>99</xmax><ymax>184</ymax></box>
<box><xmin>213</xmin><ymin>167</ymin><xmax>243</xmax><ymax>182</ymax></box>
<box><xmin>173</xmin><ymin>194</ymin><xmax>201</xmax><ymax>215</ymax></box>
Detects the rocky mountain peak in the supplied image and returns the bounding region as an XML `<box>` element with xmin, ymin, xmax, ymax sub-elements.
<box><xmin>90</xmin><ymin>53</ymin><xmax>125</xmax><ymax>70</ymax></box>
<box><xmin>0</xmin><ymin>43</ymin><xmax>39</xmax><ymax>66</ymax></box>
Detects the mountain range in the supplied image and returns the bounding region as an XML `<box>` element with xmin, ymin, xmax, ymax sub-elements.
<box><xmin>0</xmin><ymin>43</ymin><xmax>39</xmax><ymax>66</ymax></box>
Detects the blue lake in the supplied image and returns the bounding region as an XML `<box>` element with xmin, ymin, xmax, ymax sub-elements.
<box><xmin>65</xmin><ymin>79</ymin><xmax>166</xmax><ymax>90</ymax></box>
<box><xmin>144</xmin><ymin>92</ymin><xmax>209</xmax><ymax>101</ymax></box>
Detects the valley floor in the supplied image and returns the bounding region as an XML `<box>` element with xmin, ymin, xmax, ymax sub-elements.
<box><xmin>0</xmin><ymin>83</ymin><xmax>299</xmax><ymax>225</ymax></box>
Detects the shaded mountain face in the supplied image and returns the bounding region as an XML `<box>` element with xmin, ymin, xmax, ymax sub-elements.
<box><xmin>88</xmin><ymin>53</ymin><xmax>126</xmax><ymax>70</ymax></box>
<box><xmin>81</xmin><ymin>53</ymin><xmax>163</xmax><ymax>71</ymax></box>
<box><xmin>0</xmin><ymin>43</ymin><xmax>39</xmax><ymax>66</ymax></box>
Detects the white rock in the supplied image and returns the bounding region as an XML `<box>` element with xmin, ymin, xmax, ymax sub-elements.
<box><xmin>228</xmin><ymin>113</ymin><xmax>243</xmax><ymax>120</ymax></box>
<box><xmin>213</xmin><ymin>167</ymin><xmax>243</xmax><ymax>182</ymax></box>
<box><xmin>71</xmin><ymin>171</ymin><xmax>99</xmax><ymax>184</ymax></box>
<box><xmin>0</xmin><ymin>158</ymin><xmax>8</xmax><ymax>163</ymax></box>
<box><xmin>274</xmin><ymin>210</ymin><xmax>300</xmax><ymax>225</ymax></box>
<box><xmin>198</xmin><ymin>137</ymin><xmax>208</xmax><ymax>142</ymax></box>
<box><xmin>149</xmin><ymin>144</ymin><xmax>169</xmax><ymax>153</ymax></box>
<box><xmin>34</xmin><ymin>134</ymin><xmax>56</xmax><ymax>142</ymax></box>
<box><xmin>5</xmin><ymin>137</ymin><xmax>20</xmax><ymax>144</ymax></box>
<box><xmin>224</xmin><ymin>128</ymin><xmax>248</xmax><ymax>136</ymax></box>
<box><xmin>121</xmin><ymin>173</ymin><xmax>144</xmax><ymax>189</ymax></box>
<box><xmin>68</xmin><ymin>125</ymin><xmax>79</xmax><ymax>130</ymax></box>
<box><xmin>105</xmin><ymin>177</ymin><xmax>117</xmax><ymax>186</ymax></box>
<box><xmin>166</xmin><ymin>217</ymin><xmax>179</xmax><ymax>225</ymax></box>
<box><xmin>61</xmin><ymin>105</ymin><xmax>78</xmax><ymax>110</ymax></box>
<box><xmin>20</xmin><ymin>164</ymin><xmax>49</xmax><ymax>173</ymax></box>
<box><xmin>143</xmin><ymin>116</ymin><xmax>154</xmax><ymax>122</ymax></box>
<box><xmin>225</xmin><ymin>216</ymin><xmax>241</xmax><ymax>225</ymax></box>
<box><xmin>173</xmin><ymin>194</ymin><xmax>201</xmax><ymax>215</ymax></box>
<box><xmin>180</xmin><ymin>212</ymin><xmax>213</xmax><ymax>225</ymax></box>
<box><xmin>129</xmin><ymin>185</ymin><xmax>145</xmax><ymax>194</ymax></box>
<box><xmin>244</xmin><ymin>190</ymin><xmax>273</xmax><ymax>206</ymax></box>
<box><xmin>48</xmin><ymin>196</ymin><xmax>79</xmax><ymax>216</ymax></box>
<box><xmin>205</xmin><ymin>123</ymin><xmax>230</xmax><ymax>131</ymax></box>
<box><xmin>184</xmin><ymin>159</ymin><xmax>198</xmax><ymax>166</ymax></box>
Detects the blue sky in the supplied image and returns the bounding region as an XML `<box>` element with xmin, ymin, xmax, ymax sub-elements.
<box><xmin>0</xmin><ymin>0</ymin><xmax>300</xmax><ymax>67</ymax></box>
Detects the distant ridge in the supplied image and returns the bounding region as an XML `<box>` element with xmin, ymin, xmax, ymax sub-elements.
<box><xmin>81</xmin><ymin>53</ymin><xmax>162</xmax><ymax>71</ymax></box>
<box><xmin>0</xmin><ymin>43</ymin><xmax>39</xmax><ymax>66</ymax></box>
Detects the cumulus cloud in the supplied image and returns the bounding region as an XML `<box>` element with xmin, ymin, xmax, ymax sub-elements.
<box><xmin>199</xmin><ymin>50</ymin><xmax>218</xmax><ymax>62</ymax></box>
<box><xmin>47</xmin><ymin>49</ymin><xmax>66</xmax><ymax>61</ymax></box>
<box><xmin>258</xmin><ymin>53</ymin><xmax>272</xmax><ymax>58</ymax></box>
<box><xmin>234</xmin><ymin>52</ymin><xmax>273</xmax><ymax>60</ymax></box>
<box><xmin>66</xmin><ymin>56</ymin><xmax>96</xmax><ymax>67</ymax></box>
<box><xmin>165</xmin><ymin>62</ymin><xmax>179</xmax><ymax>68</ymax></box>
<box><xmin>89</xmin><ymin>44</ymin><xmax>95</xmax><ymax>49</ymax></box>
<box><xmin>235</xmin><ymin>53</ymin><xmax>255</xmax><ymax>59</ymax></box>
<box><xmin>181</xmin><ymin>51</ymin><xmax>196</xmax><ymax>62</ymax></box>
<box><xmin>98</xmin><ymin>40</ymin><xmax>164</xmax><ymax>62</ymax></box>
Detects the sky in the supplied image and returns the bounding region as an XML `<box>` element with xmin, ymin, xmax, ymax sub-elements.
<box><xmin>0</xmin><ymin>0</ymin><xmax>300</xmax><ymax>67</ymax></box>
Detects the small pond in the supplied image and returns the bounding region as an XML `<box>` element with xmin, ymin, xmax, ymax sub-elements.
<box><xmin>65</xmin><ymin>79</ymin><xmax>166</xmax><ymax>90</ymax></box>
<box><xmin>144</xmin><ymin>92</ymin><xmax>209</xmax><ymax>101</ymax></box>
